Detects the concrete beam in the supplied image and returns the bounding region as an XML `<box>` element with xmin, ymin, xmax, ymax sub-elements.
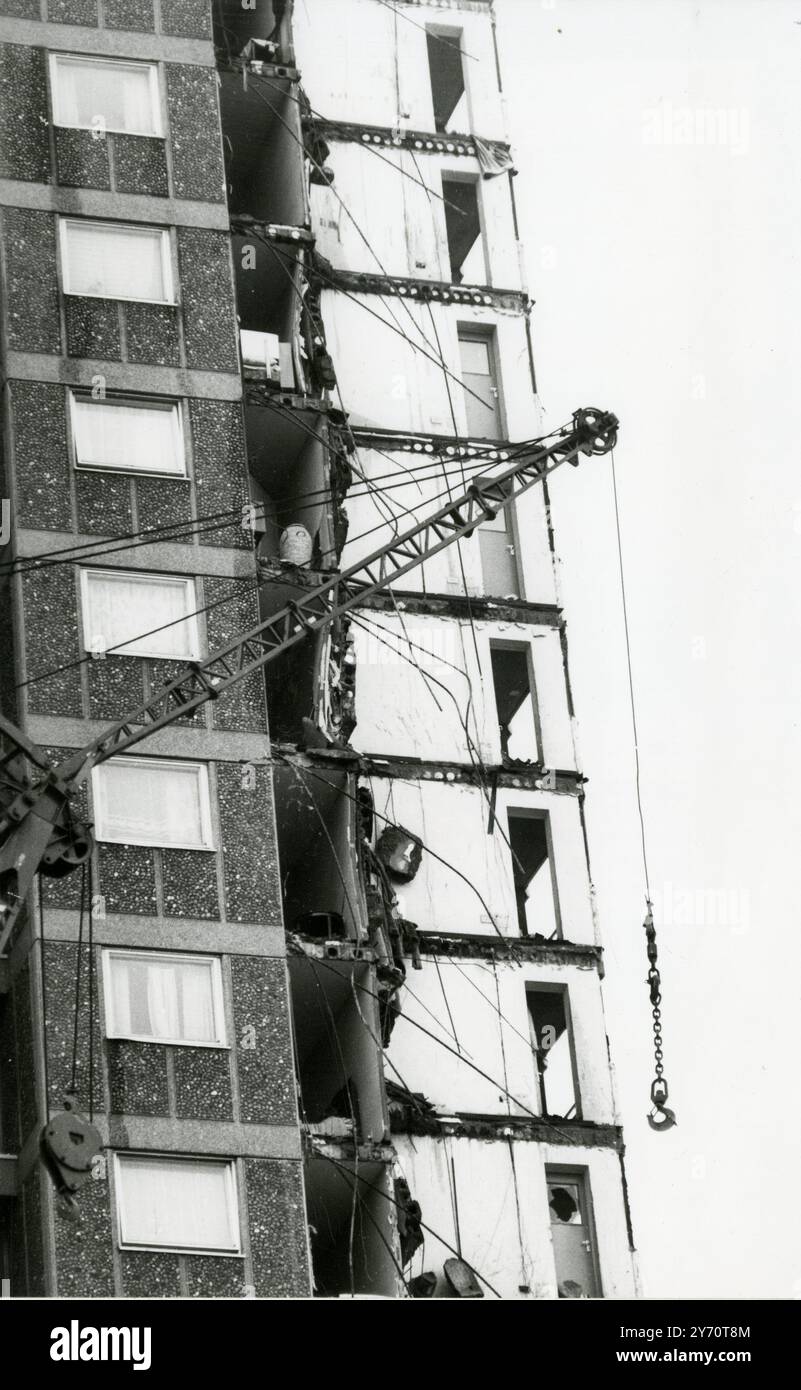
<box><xmin>0</xmin><ymin>180</ymin><xmax>230</xmax><ymax>231</ymax></box>
<box><xmin>390</xmin><ymin>1110</ymin><xmax>625</xmax><ymax>1151</ymax></box>
<box><xmin>415</xmin><ymin>930</ymin><xmax>604</xmax><ymax>974</ymax></box>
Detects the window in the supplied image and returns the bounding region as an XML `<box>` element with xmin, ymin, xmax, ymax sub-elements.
<box><xmin>527</xmin><ymin>986</ymin><xmax>578</xmax><ymax>1118</ymax></box>
<box><xmin>70</xmin><ymin>393</ymin><xmax>185</xmax><ymax>477</ymax></box>
<box><xmin>93</xmin><ymin>758</ymin><xmax>214</xmax><ymax>850</ymax></box>
<box><xmin>507</xmin><ymin>810</ymin><xmax>559</xmax><ymax>937</ymax></box>
<box><xmin>546</xmin><ymin>1169</ymin><xmax>600</xmax><ymax>1298</ymax></box>
<box><xmin>50</xmin><ymin>53</ymin><xmax>162</xmax><ymax>137</ymax></box>
<box><xmin>103</xmin><ymin>950</ymin><xmax>225</xmax><ymax>1046</ymax></box>
<box><xmin>458</xmin><ymin>329</ymin><xmax>502</xmax><ymax>439</ymax></box>
<box><xmin>490</xmin><ymin>643</ymin><xmax>539</xmax><ymax>761</ymax></box>
<box><xmin>115</xmin><ymin>1155</ymin><xmax>240</xmax><ymax>1253</ymax></box>
<box><xmin>80</xmin><ymin>569</ymin><xmax>200</xmax><ymax>660</ymax></box>
<box><xmin>60</xmin><ymin>218</ymin><xmax>173</xmax><ymax>304</ymax></box>
<box><xmin>478</xmin><ymin>484</ymin><xmax>520</xmax><ymax>598</ymax></box>
<box><xmin>427</xmin><ymin>27</ymin><xmax>468</xmax><ymax>132</ymax></box>
<box><xmin>442</xmin><ymin>177</ymin><xmax>485</xmax><ymax>285</ymax></box>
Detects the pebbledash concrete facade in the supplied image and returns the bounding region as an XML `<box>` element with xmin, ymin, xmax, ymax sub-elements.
<box><xmin>0</xmin><ymin>0</ymin><xmax>638</xmax><ymax>1299</ymax></box>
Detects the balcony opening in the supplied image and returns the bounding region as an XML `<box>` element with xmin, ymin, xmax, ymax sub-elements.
<box><xmin>506</xmin><ymin>810</ymin><xmax>559</xmax><ymax>937</ymax></box>
<box><xmin>427</xmin><ymin>27</ymin><xmax>468</xmax><ymax>133</ymax></box>
<box><xmin>274</xmin><ymin>766</ymin><xmax>365</xmax><ymax>938</ymax></box>
<box><xmin>242</xmin><ymin>385</ymin><xmax>338</xmax><ymax>593</ymax></box>
<box><xmin>527</xmin><ymin>985</ymin><xmax>579</xmax><ymax>1118</ymax></box>
<box><xmin>219</xmin><ymin>70</ymin><xmax>305</xmax><ymax>225</ymax></box>
<box><xmin>490</xmin><ymin>642</ymin><xmax>539</xmax><ymax>762</ymax></box>
<box><xmin>289</xmin><ymin>954</ymin><xmax>385</xmax><ymax>1142</ymax></box>
<box><xmin>213</xmin><ymin>0</ymin><xmax>293</xmax><ymax>66</ymax></box>
<box><xmin>304</xmin><ymin>1158</ymin><xmax>399</xmax><ymax>1297</ymax></box>
<box><xmin>442</xmin><ymin>176</ymin><xmax>485</xmax><ymax>285</ymax></box>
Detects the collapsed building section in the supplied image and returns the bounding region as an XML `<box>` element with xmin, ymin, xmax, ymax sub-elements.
<box><xmin>0</xmin><ymin>0</ymin><xmax>637</xmax><ymax>1299</ymax></box>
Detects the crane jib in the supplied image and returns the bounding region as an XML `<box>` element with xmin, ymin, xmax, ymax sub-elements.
<box><xmin>0</xmin><ymin>408</ymin><xmax>617</xmax><ymax>951</ymax></box>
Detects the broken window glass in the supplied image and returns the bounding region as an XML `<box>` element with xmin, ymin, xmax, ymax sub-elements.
<box><xmin>442</xmin><ymin>177</ymin><xmax>484</xmax><ymax>285</ymax></box>
<box><xmin>527</xmin><ymin>987</ymin><xmax>578</xmax><ymax>1118</ymax></box>
<box><xmin>490</xmin><ymin>644</ymin><xmax>539</xmax><ymax>762</ymax></box>
<box><xmin>427</xmin><ymin>29</ymin><xmax>469</xmax><ymax>132</ymax></box>
<box><xmin>506</xmin><ymin>811</ymin><xmax>558</xmax><ymax>937</ymax></box>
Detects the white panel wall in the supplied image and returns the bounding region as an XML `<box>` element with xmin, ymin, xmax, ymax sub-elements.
<box><xmin>352</xmin><ymin>611</ymin><xmax>576</xmax><ymax>770</ymax></box>
<box><xmin>322</xmin><ymin>294</ymin><xmax>538</xmax><ymax>438</ymax></box>
<box><xmin>294</xmin><ymin>0</ymin><xmax>507</xmax><ymax>140</ymax></box>
<box><xmin>394</xmin><ymin>1136</ymin><xmax>637</xmax><ymax>1299</ymax></box>
<box><xmin>388</xmin><ymin>955</ymin><xmax>616</xmax><ymax>1121</ymax></box>
<box><xmin>311</xmin><ymin>144</ymin><xmax>521</xmax><ymax>287</ymax></box>
<box><xmin>368</xmin><ymin>777</ymin><xmax>596</xmax><ymax>943</ymax></box>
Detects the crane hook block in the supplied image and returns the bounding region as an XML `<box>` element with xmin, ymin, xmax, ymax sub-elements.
<box><xmin>40</xmin><ymin>1102</ymin><xmax>103</xmax><ymax>1197</ymax></box>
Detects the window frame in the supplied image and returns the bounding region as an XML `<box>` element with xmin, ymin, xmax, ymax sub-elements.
<box><xmin>58</xmin><ymin>216</ymin><xmax>175</xmax><ymax>306</ymax></box>
<box><xmin>92</xmin><ymin>756</ymin><xmax>215</xmax><ymax>851</ymax></box>
<box><xmin>113</xmin><ymin>1153</ymin><xmax>241</xmax><ymax>1256</ymax></box>
<box><xmin>488</xmin><ymin>638</ymin><xmax>542</xmax><ymax>764</ymax></box>
<box><xmin>69</xmin><ymin>390</ymin><xmax>187</xmax><ymax>479</ymax></box>
<box><xmin>79</xmin><ymin>566</ymin><xmax>201</xmax><ymax>661</ymax></box>
<box><xmin>441</xmin><ymin>170</ymin><xmax>488</xmax><ymax>287</ymax></box>
<box><xmin>49</xmin><ymin>51</ymin><xmax>163</xmax><ymax>138</ymax></box>
<box><xmin>426</xmin><ymin>23</ymin><xmax>470</xmax><ymax>134</ymax></box>
<box><xmin>102</xmin><ymin>948</ymin><xmax>226</xmax><ymax>1048</ymax></box>
<box><xmin>506</xmin><ymin>805</ymin><xmax>561</xmax><ymax>938</ymax></box>
<box><xmin>526</xmin><ymin>981</ymin><xmax>581</xmax><ymax>1119</ymax></box>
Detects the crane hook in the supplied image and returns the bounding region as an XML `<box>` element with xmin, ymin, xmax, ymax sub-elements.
<box><xmin>647</xmin><ymin>1078</ymin><xmax>677</xmax><ymax>1133</ymax></box>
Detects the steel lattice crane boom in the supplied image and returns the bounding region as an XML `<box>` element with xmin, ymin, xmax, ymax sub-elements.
<box><xmin>0</xmin><ymin>407</ymin><xmax>618</xmax><ymax>953</ymax></box>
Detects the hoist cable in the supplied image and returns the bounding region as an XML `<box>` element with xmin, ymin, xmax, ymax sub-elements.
<box><xmin>610</xmin><ymin>448</ymin><xmax>676</xmax><ymax>1131</ymax></box>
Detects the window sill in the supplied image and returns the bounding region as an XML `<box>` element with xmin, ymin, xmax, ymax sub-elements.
<box><xmin>54</xmin><ymin>122</ymin><xmax>165</xmax><ymax>141</ymax></box>
<box><xmin>107</xmin><ymin>1034</ymin><xmax>230</xmax><ymax>1050</ymax></box>
<box><xmin>74</xmin><ymin>464</ymin><xmax>189</xmax><ymax>481</ymax></box>
<box><xmin>64</xmin><ymin>292</ymin><xmax>178</xmax><ymax>309</ymax></box>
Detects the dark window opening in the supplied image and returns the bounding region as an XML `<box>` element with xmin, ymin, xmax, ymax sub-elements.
<box><xmin>507</xmin><ymin>811</ymin><xmax>558</xmax><ymax>937</ymax></box>
<box><xmin>527</xmin><ymin>987</ymin><xmax>578</xmax><ymax>1118</ymax></box>
<box><xmin>490</xmin><ymin>644</ymin><xmax>538</xmax><ymax>762</ymax></box>
<box><xmin>427</xmin><ymin>29</ymin><xmax>468</xmax><ymax>132</ymax></box>
<box><xmin>442</xmin><ymin>178</ymin><xmax>483</xmax><ymax>285</ymax></box>
<box><xmin>305</xmin><ymin>1159</ymin><xmax>398</xmax><ymax>1297</ymax></box>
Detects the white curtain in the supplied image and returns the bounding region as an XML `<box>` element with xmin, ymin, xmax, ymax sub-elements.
<box><xmin>109</xmin><ymin>954</ymin><xmax>217</xmax><ymax>1043</ymax></box>
<box><xmin>95</xmin><ymin>760</ymin><xmax>209</xmax><ymax>848</ymax></box>
<box><xmin>83</xmin><ymin>570</ymin><xmax>195</xmax><ymax>659</ymax></box>
<box><xmin>72</xmin><ymin>397</ymin><xmax>182</xmax><ymax>475</ymax></box>
<box><xmin>118</xmin><ymin>1157</ymin><xmax>237</xmax><ymax>1250</ymax></box>
<box><xmin>54</xmin><ymin>57</ymin><xmax>157</xmax><ymax>136</ymax></box>
<box><xmin>64</xmin><ymin>221</ymin><xmax>168</xmax><ymax>302</ymax></box>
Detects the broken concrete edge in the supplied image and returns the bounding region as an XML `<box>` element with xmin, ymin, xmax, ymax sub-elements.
<box><xmin>362</xmin><ymin>756</ymin><xmax>585</xmax><ymax>795</ymax></box>
<box><xmin>321</xmin><ymin>263</ymin><xmax>529</xmax><ymax>314</ymax></box>
<box><xmin>304</xmin><ymin>1135</ymin><xmax>396</xmax><ymax>1165</ymax></box>
<box><xmin>286</xmin><ymin>931</ymin><xmax>377</xmax><ymax>965</ymax></box>
<box><xmin>269</xmin><ymin>739</ymin><xmax>584</xmax><ymax>796</ymax></box>
<box><xmin>305</xmin><ymin>116</ymin><xmax>510</xmax><ymax>163</ymax></box>
<box><xmin>389</xmin><ymin>1110</ymin><xmax>625</xmax><ymax>1152</ymax></box>
<box><xmin>414</xmin><ymin>931</ymin><xmax>604</xmax><ymax>974</ymax></box>
<box><xmin>350</xmin><ymin>589</ymin><xmax>564</xmax><ymax>628</ymax></box>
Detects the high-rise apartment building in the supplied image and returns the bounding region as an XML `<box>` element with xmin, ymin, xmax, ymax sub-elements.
<box><xmin>0</xmin><ymin>0</ymin><xmax>638</xmax><ymax>1299</ymax></box>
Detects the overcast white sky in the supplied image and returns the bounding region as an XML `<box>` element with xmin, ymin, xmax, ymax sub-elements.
<box><xmin>498</xmin><ymin>0</ymin><xmax>801</xmax><ymax>1299</ymax></box>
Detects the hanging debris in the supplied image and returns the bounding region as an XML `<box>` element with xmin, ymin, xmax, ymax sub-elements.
<box><xmin>394</xmin><ymin>1176</ymin><xmax>424</xmax><ymax>1266</ymax></box>
<box><xmin>375</xmin><ymin>825</ymin><xmax>423</xmax><ymax>882</ymax></box>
